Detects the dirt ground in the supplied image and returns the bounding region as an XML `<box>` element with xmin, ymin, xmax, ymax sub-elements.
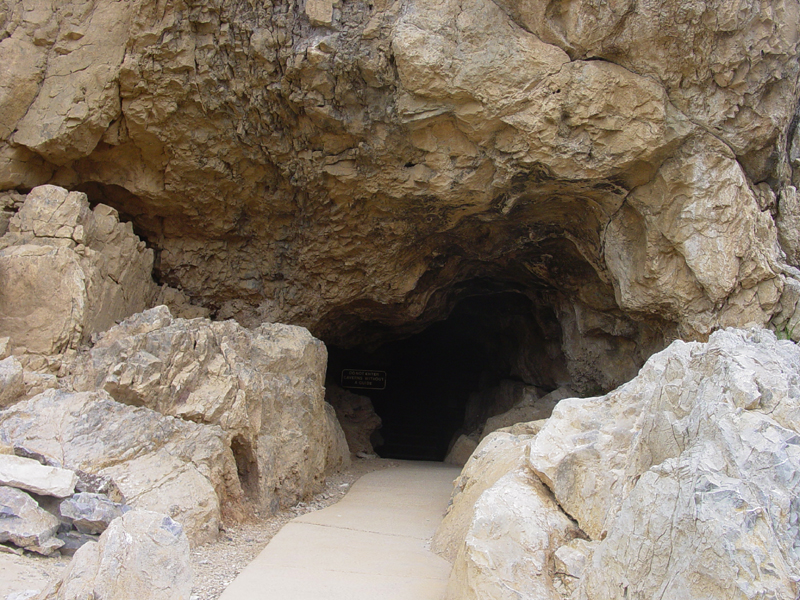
<box><xmin>0</xmin><ymin>458</ymin><xmax>401</xmax><ymax>600</ymax></box>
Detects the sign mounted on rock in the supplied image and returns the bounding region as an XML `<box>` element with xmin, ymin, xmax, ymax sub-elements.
<box><xmin>341</xmin><ymin>369</ymin><xmax>387</xmax><ymax>390</ymax></box>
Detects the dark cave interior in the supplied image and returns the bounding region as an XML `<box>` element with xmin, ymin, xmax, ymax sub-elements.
<box><xmin>325</xmin><ymin>291</ymin><xmax>570</xmax><ymax>460</ymax></box>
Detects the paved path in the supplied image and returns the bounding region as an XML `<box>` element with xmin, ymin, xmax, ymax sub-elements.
<box><xmin>220</xmin><ymin>461</ymin><xmax>460</xmax><ymax>600</ymax></box>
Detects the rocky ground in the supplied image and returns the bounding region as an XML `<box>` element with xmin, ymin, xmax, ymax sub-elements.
<box><xmin>0</xmin><ymin>458</ymin><xmax>400</xmax><ymax>600</ymax></box>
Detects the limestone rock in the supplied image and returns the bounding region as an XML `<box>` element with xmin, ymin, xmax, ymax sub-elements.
<box><xmin>0</xmin><ymin>389</ymin><xmax>241</xmax><ymax>545</ymax></box>
<box><xmin>38</xmin><ymin>510</ymin><xmax>192</xmax><ymax>600</ymax></box>
<box><xmin>0</xmin><ymin>455</ymin><xmax>77</xmax><ymax>498</ymax></box>
<box><xmin>432</xmin><ymin>432</ymin><xmax>533</xmax><ymax>562</ymax></box>
<box><xmin>444</xmin><ymin>467</ymin><xmax>584</xmax><ymax>600</ymax></box>
<box><xmin>0</xmin><ymin>0</ymin><xmax>792</xmax><ymax>370</ymax></box>
<box><xmin>528</xmin><ymin>328</ymin><xmax>800</xmax><ymax>598</ymax></box>
<box><xmin>325</xmin><ymin>385</ymin><xmax>382</xmax><ymax>456</ymax></box>
<box><xmin>605</xmin><ymin>135</ymin><xmax>781</xmax><ymax>338</ymax></box>
<box><xmin>0</xmin><ymin>486</ymin><xmax>62</xmax><ymax>556</ymax></box>
<box><xmin>55</xmin><ymin>531</ymin><xmax>99</xmax><ymax>557</ymax></box>
<box><xmin>0</xmin><ymin>186</ymin><xmax>158</xmax><ymax>355</ymax></box>
<box><xmin>68</xmin><ymin>306</ymin><xmax>347</xmax><ymax>513</ymax></box>
<box><xmin>778</xmin><ymin>186</ymin><xmax>800</xmax><ymax>266</ymax></box>
<box><xmin>59</xmin><ymin>493</ymin><xmax>125</xmax><ymax>535</ymax></box>
<box><xmin>0</xmin><ymin>357</ymin><xmax>24</xmax><ymax>408</ymax></box>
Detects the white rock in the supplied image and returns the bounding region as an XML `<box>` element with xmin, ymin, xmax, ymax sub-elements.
<box><xmin>444</xmin><ymin>467</ymin><xmax>583</xmax><ymax>600</ymax></box>
<box><xmin>38</xmin><ymin>510</ymin><xmax>192</xmax><ymax>600</ymax></box>
<box><xmin>0</xmin><ymin>455</ymin><xmax>76</xmax><ymax>498</ymax></box>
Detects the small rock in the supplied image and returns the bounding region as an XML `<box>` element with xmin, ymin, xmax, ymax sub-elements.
<box><xmin>0</xmin><ymin>455</ymin><xmax>77</xmax><ymax>498</ymax></box>
<box><xmin>0</xmin><ymin>357</ymin><xmax>24</xmax><ymax>408</ymax></box>
<box><xmin>59</xmin><ymin>492</ymin><xmax>125</xmax><ymax>534</ymax></box>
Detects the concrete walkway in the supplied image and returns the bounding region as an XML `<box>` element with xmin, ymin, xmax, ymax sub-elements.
<box><xmin>220</xmin><ymin>461</ymin><xmax>460</xmax><ymax>600</ymax></box>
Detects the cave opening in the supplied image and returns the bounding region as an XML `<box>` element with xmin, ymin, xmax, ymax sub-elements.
<box><xmin>325</xmin><ymin>289</ymin><xmax>570</xmax><ymax>461</ymax></box>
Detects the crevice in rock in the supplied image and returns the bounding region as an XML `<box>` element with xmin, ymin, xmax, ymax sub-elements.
<box><xmin>230</xmin><ymin>435</ymin><xmax>259</xmax><ymax>502</ymax></box>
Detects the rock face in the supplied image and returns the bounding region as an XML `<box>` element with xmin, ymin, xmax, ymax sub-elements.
<box><xmin>0</xmin><ymin>185</ymin><xmax>157</xmax><ymax>356</ymax></box>
<box><xmin>38</xmin><ymin>510</ymin><xmax>192</xmax><ymax>600</ymax></box>
<box><xmin>69</xmin><ymin>306</ymin><xmax>349</xmax><ymax>512</ymax></box>
<box><xmin>0</xmin><ymin>0</ymin><xmax>796</xmax><ymax>387</ymax></box>
<box><xmin>436</xmin><ymin>329</ymin><xmax>800</xmax><ymax>599</ymax></box>
<box><xmin>0</xmin><ymin>389</ymin><xmax>241</xmax><ymax>545</ymax></box>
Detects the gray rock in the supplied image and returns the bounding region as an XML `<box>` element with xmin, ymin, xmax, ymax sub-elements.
<box><xmin>38</xmin><ymin>510</ymin><xmax>192</xmax><ymax>600</ymax></box>
<box><xmin>59</xmin><ymin>493</ymin><xmax>125</xmax><ymax>535</ymax></box>
<box><xmin>0</xmin><ymin>455</ymin><xmax>77</xmax><ymax>498</ymax></box>
<box><xmin>55</xmin><ymin>530</ymin><xmax>99</xmax><ymax>557</ymax></box>
<box><xmin>0</xmin><ymin>486</ymin><xmax>62</xmax><ymax>555</ymax></box>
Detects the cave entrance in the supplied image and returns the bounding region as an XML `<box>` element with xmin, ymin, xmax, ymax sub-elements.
<box><xmin>325</xmin><ymin>290</ymin><xmax>569</xmax><ymax>461</ymax></box>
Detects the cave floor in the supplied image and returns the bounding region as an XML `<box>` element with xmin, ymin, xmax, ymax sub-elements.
<box><xmin>219</xmin><ymin>461</ymin><xmax>459</xmax><ymax>600</ymax></box>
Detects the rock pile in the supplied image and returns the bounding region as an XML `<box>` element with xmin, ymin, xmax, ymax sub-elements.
<box><xmin>0</xmin><ymin>454</ymin><xmax>126</xmax><ymax>557</ymax></box>
<box><xmin>436</xmin><ymin>328</ymin><xmax>800</xmax><ymax>599</ymax></box>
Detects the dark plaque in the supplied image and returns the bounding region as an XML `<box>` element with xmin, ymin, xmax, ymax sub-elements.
<box><xmin>341</xmin><ymin>369</ymin><xmax>387</xmax><ymax>390</ymax></box>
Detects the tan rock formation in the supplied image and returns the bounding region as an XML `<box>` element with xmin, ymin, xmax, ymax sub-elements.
<box><xmin>0</xmin><ymin>185</ymin><xmax>158</xmax><ymax>356</ymax></box>
<box><xmin>0</xmin><ymin>0</ymin><xmax>794</xmax><ymax>377</ymax></box>
<box><xmin>324</xmin><ymin>384</ymin><xmax>382</xmax><ymax>456</ymax></box>
<box><xmin>69</xmin><ymin>306</ymin><xmax>349</xmax><ymax>512</ymax></box>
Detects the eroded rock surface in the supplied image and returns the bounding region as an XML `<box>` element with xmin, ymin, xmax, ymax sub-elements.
<box><xmin>0</xmin><ymin>185</ymin><xmax>158</xmax><ymax>356</ymax></box>
<box><xmin>68</xmin><ymin>306</ymin><xmax>349</xmax><ymax>513</ymax></box>
<box><xmin>0</xmin><ymin>0</ymin><xmax>795</xmax><ymax>369</ymax></box>
<box><xmin>436</xmin><ymin>328</ymin><xmax>800</xmax><ymax>599</ymax></box>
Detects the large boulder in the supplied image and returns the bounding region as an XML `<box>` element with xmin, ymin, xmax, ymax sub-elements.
<box><xmin>38</xmin><ymin>510</ymin><xmax>192</xmax><ymax>600</ymax></box>
<box><xmin>69</xmin><ymin>306</ymin><xmax>349</xmax><ymax>513</ymax></box>
<box><xmin>0</xmin><ymin>185</ymin><xmax>158</xmax><ymax>356</ymax></box>
<box><xmin>444</xmin><ymin>468</ymin><xmax>584</xmax><ymax>600</ymax></box>
<box><xmin>436</xmin><ymin>328</ymin><xmax>800</xmax><ymax>599</ymax></box>
<box><xmin>0</xmin><ymin>389</ymin><xmax>241</xmax><ymax>545</ymax></box>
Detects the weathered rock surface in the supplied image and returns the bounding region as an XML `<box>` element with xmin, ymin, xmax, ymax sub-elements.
<box><xmin>69</xmin><ymin>306</ymin><xmax>349</xmax><ymax>512</ymax></box>
<box><xmin>436</xmin><ymin>328</ymin><xmax>800</xmax><ymax>599</ymax></box>
<box><xmin>0</xmin><ymin>455</ymin><xmax>77</xmax><ymax>498</ymax></box>
<box><xmin>324</xmin><ymin>384</ymin><xmax>382</xmax><ymax>456</ymax></box>
<box><xmin>59</xmin><ymin>493</ymin><xmax>125</xmax><ymax>535</ymax></box>
<box><xmin>432</xmin><ymin>431</ymin><xmax>534</xmax><ymax>562</ymax></box>
<box><xmin>38</xmin><ymin>510</ymin><xmax>192</xmax><ymax>600</ymax></box>
<box><xmin>443</xmin><ymin>434</ymin><xmax>478</xmax><ymax>468</ymax></box>
<box><xmin>444</xmin><ymin>467</ymin><xmax>584</xmax><ymax>600</ymax></box>
<box><xmin>0</xmin><ymin>0</ymin><xmax>795</xmax><ymax>374</ymax></box>
<box><xmin>0</xmin><ymin>486</ymin><xmax>62</xmax><ymax>556</ymax></box>
<box><xmin>0</xmin><ymin>389</ymin><xmax>241</xmax><ymax>545</ymax></box>
<box><xmin>0</xmin><ymin>185</ymin><xmax>158</xmax><ymax>356</ymax></box>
